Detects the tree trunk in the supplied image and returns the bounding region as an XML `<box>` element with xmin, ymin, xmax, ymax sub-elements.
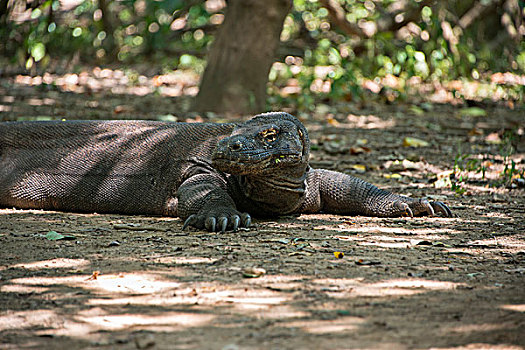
<box><xmin>194</xmin><ymin>0</ymin><xmax>292</xmax><ymax>114</ymax></box>
<box><xmin>98</xmin><ymin>0</ymin><xmax>118</xmax><ymax>61</ymax></box>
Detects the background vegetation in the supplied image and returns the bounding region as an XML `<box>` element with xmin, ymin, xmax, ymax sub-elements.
<box><xmin>1</xmin><ymin>0</ymin><xmax>523</xmax><ymax>110</ymax></box>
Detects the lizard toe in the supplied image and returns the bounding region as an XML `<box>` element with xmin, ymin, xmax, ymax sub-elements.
<box><xmin>231</xmin><ymin>215</ymin><xmax>241</xmax><ymax>232</ymax></box>
<box><xmin>431</xmin><ymin>201</ymin><xmax>452</xmax><ymax>217</ymax></box>
<box><xmin>183</xmin><ymin>214</ymin><xmax>202</xmax><ymax>230</ymax></box>
<box><xmin>393</xmin><ymin>200</ymin><xmax>413</xmax><ymax>217</ymax></box>
<box><xmin>205</xmin><ymin>217</ymin><xmax>217</xmax><ymax>232</ymax></box>
<box><xmin>241</xmin><ymin>213</ymin><xmax>251</xmax><ymax>228</ymax></box>
<box><xmin>419</xmin><ymin>199</ymin><xmax>435</xmax><ymax>217</ymax></box>
<box><xmin>218</xmin><ymin>216</ymin><xmax>228</xmax><ymax>233</ymax></box>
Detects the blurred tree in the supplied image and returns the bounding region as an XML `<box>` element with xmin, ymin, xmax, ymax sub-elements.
<box><xmin>98</xmin><ymin>0</ymin><xmax>118</xmax><ymax>60</ymax></box>
<box><xmin>194</xmin><ymin>0</ymin><xmax>292</xmax><ymax>114</ymax></box>
<box><xmin>0</xmin><ymin>0</ymin><xmax>523</xmax><ymax>109</ymax></box>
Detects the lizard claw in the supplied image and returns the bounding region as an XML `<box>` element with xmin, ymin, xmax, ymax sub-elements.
<box><xmin>394</xmin><ymin>200</ymin><xmax>413</xmax><ymax>217</ymax></box>
<box><xmin>205</xmin><ymin>217</ymin><xmax>217</xmax><ymax>232</ymax></box>
<box><xmin>406</xmin><ymin>198</ymin><xmax>452</xmax><ymax>217</ymax></box>
<box><xmin>183</xmin><ymin>211</ymin><xmax>251</xmax><ymax>232</ymax></box>
<box><xmin>241</xmin><ymin>213</ymin><xmax>251</xmax><ymax>228</ymax></box>
<box><xmin>231</xmin><ymin>215</ymin><xmax>240</xmax><ymax>232</ymax></box>
<box><xmin>183</xmin><ymin>214</ymin><xmax>199</xmax><ymax>230</ymax></box>
<box><xmin>420</xmin><ymin>199</ymin><xmax>435</xmax><ymax>217</ymax></box>
<box><xmin>431</xmin><ymin>201</ymin><xmax>452</xmax><ymax>217</ymax></box>
<box><xmin>218</xmin><ymin>216</ymin><xmax>228</xmax><ymax>233</ymax></box>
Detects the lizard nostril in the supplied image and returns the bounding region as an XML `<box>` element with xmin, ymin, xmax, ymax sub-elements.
<box><xmin>230</xmin><ymin>142</ymin><xmax>242</xmax><ymax>151</ymax></box>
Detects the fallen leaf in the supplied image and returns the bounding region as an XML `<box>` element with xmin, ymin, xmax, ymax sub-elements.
<box><xmin>45</xmin><ymin>231</ymin><xmax>76</xmax><ymax>240</ymax></box>
<box><xmin>351</xmin><ymin>164</ymin><xmax>366</xmax><ymax>173</ymax></box>
<box><xmin>327</xmin><ymin>116</ymin><xmax>340</xmax><ymax>126</ymax></box>
<box><xmin>459</xmin><ymin>107</ymin><xmax>487</xmax><ymax>117</ymax></box>
<box><xmin>432</xmin><ymin>241</ymin><xmax>451</xmax><ymax>247</ymax></box>
<box><xmin>334</xmin><ymin>251</ymin><xmax>344</xmax><ymax>259</ymax></box>
<box><xmin>85</xmin><ymin>270</ymin><xmax>100</xmax><ymax>281</ymax></box>
<box><xmin>383</xmin><ymin>173</ymin><xmax>402</xmax><ymax>179</ymax></box>
<box><xmin>336</xmin><ymin>310</ymin><xmax>352</xmax><ymax>316</ymax></box>
<box><xmin>403</xmin><ymin>137</ymin><xmax>430</xmax><ymax>147</ymax></box>
<box><xmin>355</xmin><ymin>259</ymin><xmax>381</xmax><ymax>266</ymax></box>
<box><xmin>242</xmin><ymin>267</ymin><xmax>266</xmax><ymax>278</ymax></box>
<box><xmin>468</xmin><ymin>128</ymin><xmax>483</xmax><ymax>136</ymax></box>
<box><xmin>388</xmin><ymin>159</ymin><xmax>422</xmax><ymax>171</ymax></box>
<box><xmin>288</xmin><ymin>251</ymin><xmax>312</xmax><ymax>257</ymax></box>
<box><xmin>349</xmin><ymin>146</ymin><xmax>371</xmax><ymax>154</ymax></box>
<box><xmin>409</xmin><ymin>105</ymin><xmax>425</xmax><ymax>116</ymax></box>
<box><xmin>156</xmin><ymin>114</ymin><xmax>177</xmax><ymax>122</ymax></box>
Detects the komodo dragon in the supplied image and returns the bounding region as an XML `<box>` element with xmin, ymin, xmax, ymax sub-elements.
<box><xmin>0</xmin><ymin>112</ymin><xmax>451</xmax><ymax>232</ymax></box>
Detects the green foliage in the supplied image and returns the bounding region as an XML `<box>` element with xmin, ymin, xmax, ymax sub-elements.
<box><xmin>1</xmin><ymin>0</ymin><xmax>523</xmax><ymax>106</ymax></box>
<box><xmin>452</xmin><ymin>151</ymin><xmax>485</xmax><ymax>194</ymax></box>
<box><xmin>452</xmin><ymin>128</ymin><xmax>524</xmax><ymax>191</ymax></box>
<box><xmin>499</xmin><ymin>129</ymin><xmax>525</xmax><ymax>187</ymax></box>
<box><xmin>270</xmin><ymin>0</ymin><xmax>524</xmax><ymax>106</ymax></box>
<box><xmin>1</xmin><ymin>0</ymin><xmax>216</xmax><ymax>70</ymax></box>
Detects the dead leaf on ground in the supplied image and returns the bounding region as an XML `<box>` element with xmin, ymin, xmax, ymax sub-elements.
<box><xmin>85</xmin><ymin>270</ymin><xmax>100</xmax><ymax>281</ymax></box>
<box><xmin>355</xmin><ymin>259</ymin><xmax>381</xmax><ymax>266</ymax></box>
<box><xmin>242</xmin><ymin>267</ymin><xmax>266</xmax><ymax>278</ymax></box>
<box><xmin>403</xmin><ymin>137</ymin><xmax>430</xmax><ymax>147</ymax></box>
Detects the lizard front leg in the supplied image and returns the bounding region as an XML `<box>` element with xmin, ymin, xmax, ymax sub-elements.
<box><xmin>177</xmin><ymin>173</ymin><xmax>251</xmax><ymax>232</ymax></box>
<box><xmin>302</xmin><ymin>169</ymin><xmax>451</xmax><ymax>217</ymax></box>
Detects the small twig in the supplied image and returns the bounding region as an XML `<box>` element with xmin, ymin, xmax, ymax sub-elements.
<box><xmin>113</xmin><ymin>224</ymin><xmax>167</xmax><ymax>232</ymax></box>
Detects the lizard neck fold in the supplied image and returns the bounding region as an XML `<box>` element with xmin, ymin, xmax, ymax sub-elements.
<box><xmin>236</xmin><ymin>166</ymin><xmax>307</xmax><ymax>216</ymax></box>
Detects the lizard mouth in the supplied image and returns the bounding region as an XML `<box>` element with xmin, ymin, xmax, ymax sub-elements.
<box><xmin>212</xmin><ymin>153</ymin><xmax>302</xmax><ymax>175</ymax></box>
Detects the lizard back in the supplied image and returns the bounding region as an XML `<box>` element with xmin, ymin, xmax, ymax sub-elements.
<box><xmin>0</xmin><ymin>120</ymin><xmax>235</xmax><ymax>215</ymax></box>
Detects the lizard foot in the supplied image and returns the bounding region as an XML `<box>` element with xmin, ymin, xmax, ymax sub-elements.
<box><xmin>183</xmin><ymin>211</ymin><xmax>251</xmax><ymax>232</ymax></box>
<box><xmin>392</xmin><ymin>198</ymin><xmax>452</xmax><ymax>217</ymax></box>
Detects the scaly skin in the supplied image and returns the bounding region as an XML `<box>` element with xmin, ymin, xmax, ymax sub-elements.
<box><xmin>0</xmin><ymin>112</ymin><xmax>451</xmax><ymax>232</ymax></box>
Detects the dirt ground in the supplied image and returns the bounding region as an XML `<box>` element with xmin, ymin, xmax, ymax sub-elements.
<box><xmin>0</xmin><ymin>73</ymin><xmax>524</xmax><ymax>350</ymax></box>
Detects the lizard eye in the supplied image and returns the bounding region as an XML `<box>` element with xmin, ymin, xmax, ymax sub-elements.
<box><xmin>261</xmin><ymin>128</ymin><xmax>278</xmax><ymax>143</ymax></box>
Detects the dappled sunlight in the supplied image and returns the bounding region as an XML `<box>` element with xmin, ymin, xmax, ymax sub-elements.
<box><xmin>500</xmin><ymin>304</ymin><xmax>525</xmax><ymax>313</ymax></box>
<box><xmin>342</xmin><ymin>224</ymin><xmax>460</xmax><ymax>236</ymax></box>
<box><xmin>165</xmin><ymin>256</ymin><xmax>219</xmax><ymax>265</ymax></box>
<box><xmin>13</xmin><ymin>69</ymin><xmax>200</xmax><ymax>97</ymax></box>
<box><xmin>447</xmin><ymin>322</ymin><xmax>518</xmax><ymax>334</ymax></box>
<box><xmin>0</xmin><ymin>284</ymin><xmax>49</xmax><ymax>294</ymax></box>
<box><xmin>8</xmin><ymin>272</ymin><xmax>180</xmax><ymax>295</ymax></box>
<box><xmin>283</xmin><ymin>316</ymin><xmax>364</xmax><ymax>334</ymax></box>
<box><xmin>0</xmin><ymin>308</ymin><xmax>215</xmax><ymax>338</ymax></box>
<box><xmin>82</xmin><ymin>273</ymin><xmax>181</xmax><ymax>295</ymax></box>
<box><xmin>76</xmin><ymin>312</ymin><xmax>215</xmax><ymax>332</ymax></box>
<box><xmin>0</xmin><ymin>310</ymin><xmax>59</xmax><ymax>332</ymax></box>
<box><xmin>334</xmin><ymin>233</ymin><xmax>451</xmax><ymax>249</ymax></box>
<box><xmin>307</xmin><ymin>113</ymin><xmax>396</xmax><ymax>131</ymax></box>
<box><xmin>252</xmin><ymin>305</ymin><xmax>309</xmax><ymax>320</ymax></box>
<box><xmin>311</xmin><ymin>277</ymin><xmax>464</xmax><ymax>298</ymax></box>
<box><xmin>466</xmin><ymin>237</ymin><xmax>525</xmax><ymax>250</ymax></box>
<box><xmin>296</xmin><ymin>214</ymin><xmax>463</xmax><ymax>237</ymax></box>
<box><xmin>10</xmin><ymin>258</ymin><xmax>90</xmax><ymax>271</ymax></box>
<box><xmin>429</xmin><ymin>344</ymin><xmax>524</xmax><ymax>350</ymax></box>
<box><xmin>26</xmin><ymin>98</ymin><xmax>56</xmax><ymax>106</ymax></box>
<box><xmin>344</xmin><ymin>113</ymin><xmax>397</xmax><ymax>129</ymax></box>
<box><xmin>88</xmin><ymin>283</ymin><xmax>292</xmax><ymax>311</ymax></box>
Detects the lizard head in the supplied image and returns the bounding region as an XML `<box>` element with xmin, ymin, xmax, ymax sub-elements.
<box><xmin>212</xmin><ymin>112</ymin><xmax>310</xmax><ymax>176</ymax></box>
